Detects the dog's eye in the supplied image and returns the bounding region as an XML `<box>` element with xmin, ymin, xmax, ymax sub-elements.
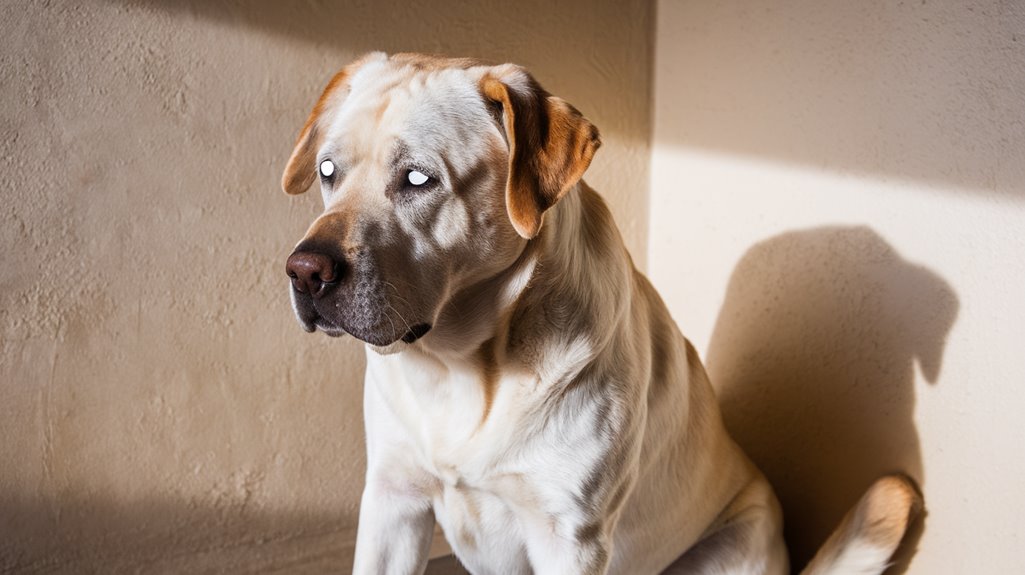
<box><xmin>407</xmin><ymin>170</ymin><xmax>430</xmax><ymax>186</ymax></box>
<box><xmin>319</xmin><ymin>160</ymin><xmax>335</xmax><ymax>179</ymax></box>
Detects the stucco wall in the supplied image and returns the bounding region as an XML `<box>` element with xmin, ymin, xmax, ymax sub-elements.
<box><xmin>5</xmin><ymin>0</ymin><xmax>1023</xmax><ymax>572</ymax></box>
<box><xmin>650</xmin><ymin>1</ymin><xmax>1025</xmax><ymax>573</ymax></box>
<box><xmin>0</xmin><ymin>1</ymin><xmax>651</xmax><ymax>571</ymax></box>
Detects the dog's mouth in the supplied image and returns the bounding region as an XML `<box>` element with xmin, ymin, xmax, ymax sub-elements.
<box><xmin>399</xmin><ymin>323</ymin><xmax>432</xmax><ymax>343</ymax></box>
<box><xmin>296</xmin><ymin>304</ymin><xmax>431</xmax><ymax>346</ymax></box>
<box><xmin>317</xmin><ymin>321</ymin><xmax>431</xmax><ymax>346</ymax></box>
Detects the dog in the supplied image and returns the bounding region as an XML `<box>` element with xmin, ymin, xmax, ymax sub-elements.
<box><xmin>281</xmin><ymin>52</ymin><xmax>922</xmax><ymax>574</ymax></box>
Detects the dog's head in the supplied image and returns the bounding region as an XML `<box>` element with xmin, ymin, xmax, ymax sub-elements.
<box><xmin>281</xmin><ymin>53</ymin><xmax>600</xmax><ymax>351</ymax></box>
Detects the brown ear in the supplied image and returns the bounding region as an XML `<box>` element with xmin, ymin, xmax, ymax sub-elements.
<box><xmin>481</xmin><ymin>67</ymin><xmax>601</xmax><ymax>239</ymax></box>
<box><xmin>281</xmin><ymin>53</ymin><xmax>386</xmax><ymax>195</ymax></box>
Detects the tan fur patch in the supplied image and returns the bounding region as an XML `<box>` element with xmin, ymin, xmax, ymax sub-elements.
<box><xmin>282</xmin><ymin>53</ymin><xmax>386</xmax><ymax>195</ymax></box>
<box><xmin>480</xmin><ymin>70</ymin><xmax>601</xmax><ymax>239</ymax></box>
<box><xmin>857</xmin><ymin>474</ymin><xmax>923</xmax><ymax>549</ymax></box>
<box><xmin>297</xmin><ymin>208</ymin><xmax>359</xmax><ymax>256</ymax></box>
<box><xmin>802</xmin><ymin>474</ymin><xmax>924</xmax><ymax>574</ymax></box>
<box><xmin>684</xmin><ymin>338</ymin><xmax>707</xmax><ymax>384</ymax></box>
<box><xmin>390</xmin><ymin>52</ymin><xmax>486</xmax><ymax>72</ymax></box>
<box><xmin>476</xmin><ymin>338</ymin><xmax>500</xmax><ymax>424</ymax></box>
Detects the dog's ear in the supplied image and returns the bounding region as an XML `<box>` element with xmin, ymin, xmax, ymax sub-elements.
<box><xmin>281</xmin><ymin>52</ymin><xmax>386</xmax><ymax>195</ymax></box>
<box><xmin>481</xmin><ymin>66</ymin><xmax>601</xmax><ymax>239</ymax></box>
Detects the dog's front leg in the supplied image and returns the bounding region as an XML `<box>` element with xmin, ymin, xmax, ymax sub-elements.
<box><xmin>352</xmin><ymin>478</ymin><xmax>435</xmax><ymax>575</ymax></box>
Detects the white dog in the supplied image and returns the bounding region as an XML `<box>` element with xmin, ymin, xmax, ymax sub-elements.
<box><xmin>281</xmin><ymin>52</ymin><xmax>921</xmax><ymax>574</ymax></box>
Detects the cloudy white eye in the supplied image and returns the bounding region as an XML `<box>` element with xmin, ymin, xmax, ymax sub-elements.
<box><xmin>407</xmin><ymin>170</ymin><xmax>429</xmax><ymax>186</ymax></box>
<box><xmin>319</xmin><ymin>160</ymin><xmax>335</xmax><ymax>178</ymax></box>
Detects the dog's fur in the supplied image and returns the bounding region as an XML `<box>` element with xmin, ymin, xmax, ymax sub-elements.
<box><xmin>281</xmin><ymin>52</ymin><xmax>922</xmax><ymax>574</ymax></box>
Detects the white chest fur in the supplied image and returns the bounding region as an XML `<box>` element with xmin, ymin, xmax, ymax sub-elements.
<box><xmin>362</xmin><ymin>345</ymin><xmax>614</xmax><ymax>574</ymax></box>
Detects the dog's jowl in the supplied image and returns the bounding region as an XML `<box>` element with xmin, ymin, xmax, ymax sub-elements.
<box><xmin>281</xmin><ymin>52</ymin><xmax>921</xmax><ymax>575</ymax></box>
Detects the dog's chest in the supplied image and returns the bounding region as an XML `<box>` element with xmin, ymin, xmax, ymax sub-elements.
<box><xmin>366</xmin><ymin>354</ymin><xmax>548</xmax><ymax>569</ymax></box>
<box><xmin>367</xmin><ymin>352</ymin><xmax>538</xmax><ymax>481</ymax></box>
<box><xmin>366</xmin><ymin>351</ymin><xmax>613</xmax><ymax>572</ymax></box>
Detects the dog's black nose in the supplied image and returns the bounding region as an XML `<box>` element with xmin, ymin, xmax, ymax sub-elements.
<box><xmin>286</xmin><ymin>250</ymin><xmax>339</xmax><ymax>298</ymax></box>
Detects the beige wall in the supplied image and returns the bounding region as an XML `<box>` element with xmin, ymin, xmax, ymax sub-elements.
<box><xmin>650</xmin><ymin>0</ymin><xmax>1025</xmax><ymax>573</ymax></box>
<box><xmin>5</xmin><ymin>0</ymin><xmax>1023</xmax><ymax>572</ymax></box>
<box><xmin>0</xmin><ymin>1</ymin><xmax>651</xmax><ymax>571</ymax></box>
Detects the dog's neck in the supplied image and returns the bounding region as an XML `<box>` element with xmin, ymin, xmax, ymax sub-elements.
<box><xmin>406</xmin><ymin>181</ymin><xmax>635</xmax><ymax>371</ymax></box>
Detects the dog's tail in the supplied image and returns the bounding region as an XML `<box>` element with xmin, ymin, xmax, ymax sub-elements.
<box><xmin>799</xmin><ymin>474</ymin><xmax>923</xmax><ymax>575</ymax></box>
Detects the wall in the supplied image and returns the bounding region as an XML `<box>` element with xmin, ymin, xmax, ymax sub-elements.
<box><xmin>0</xmin><ymin>1</ymin><xmax>652</xmax><ymax>571</ymax></box>
<box><xmin>6</xmin><ymin>0</ymin><xmax>1022</xmax><ymax>572</ymax></box>
<box><xmin>650</xmin><ymin>1</ymin><xmax>1025</xmax><ymax>573</ymax></box>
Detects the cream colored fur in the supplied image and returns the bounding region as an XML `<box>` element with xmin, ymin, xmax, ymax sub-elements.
<box><xmin>281</xmin><ymin>53</ymin><xmax>921</xmax><ymax>575</ymax></box>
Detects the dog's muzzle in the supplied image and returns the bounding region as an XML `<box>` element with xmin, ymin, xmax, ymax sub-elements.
<box><xmin>285</xmin><ymin>248</ymin><xmax>431</xmax><ymax>345</ymax></box>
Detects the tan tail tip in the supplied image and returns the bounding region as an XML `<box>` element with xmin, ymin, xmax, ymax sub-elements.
<box><xmin>859</xmin><ymin>474</ymin><xmax>924</xmax><ymax>551</ymax></box>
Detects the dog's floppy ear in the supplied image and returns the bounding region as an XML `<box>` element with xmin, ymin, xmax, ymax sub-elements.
<box><xmin>481</xmin><ymin>66</ymin><xmax>601</xmax><ymax>239</ymax></box>
<box><xmin>281</xmin><ymin>52</ymin><xmax>386</xmax><ymax>195</ymax></box>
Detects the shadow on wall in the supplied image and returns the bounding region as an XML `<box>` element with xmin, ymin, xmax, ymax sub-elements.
<box><xmin>704</xmin><ymin>226</ymin><xmax>958</xmax><ymax>572</ymax></box>
<box><xmin>119</xmin><ymin>0</ymin><xmax>655</xmax><ymax>260</ymax></box>
<box><xmin>110</xmin><ymin>0</ymin><xmax>653</xmax><ymax>151</ymax></box>
<box><xmin>0</xmin><ymin>497</ymin><xmax>504</xmax><ymax>575</ymax></box>
<box><xmin>0</xmin><ymin>494</ymin><xmax>358</xmax><ymax>574</ymax></box>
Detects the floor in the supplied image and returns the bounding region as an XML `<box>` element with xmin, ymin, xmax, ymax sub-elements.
<box><xmin>424</xmin><ymin>555</ymin><xmax>472</xmax><ymax>574</ymax></box>
<box><xmin>422</xmin><ymin>553</ymin><xmax>695</xmax><ymax>574</ymax></box>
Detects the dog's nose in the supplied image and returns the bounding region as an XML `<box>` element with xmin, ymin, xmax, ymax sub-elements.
<box><xmin>286</xmin><ymin>250</ymin><xmax>339</xmax><ymax>298</ymax></box>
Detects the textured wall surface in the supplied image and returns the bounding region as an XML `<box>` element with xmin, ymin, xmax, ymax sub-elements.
<box><xmin>7</xmin><ymin>0</ymin><xmax>1022</xmax><ymax>572</ymax></box>
<box><xmin>0</xmin><ymin>1</ymin><xmax>651</xmax><ymax>571</ymax></box>
<box><xmin>650</xmin><ymin>0</ymin><xmax>1025</xmax><ymax>573</ymax></box>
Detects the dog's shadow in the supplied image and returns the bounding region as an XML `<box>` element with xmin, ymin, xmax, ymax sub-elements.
<box><xmin>429</xmin><ymin>226</ymin><xmax>956</xmax><ymax>575</ymax></box>
<box><xmin>704</xmin><ymin>225</ymin><xmax>958</xmax><ymax>573</ymax></box>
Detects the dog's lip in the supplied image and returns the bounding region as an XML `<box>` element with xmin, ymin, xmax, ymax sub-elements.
<box><xmin>316</xmin><ymin>322</ymin><xmax>348</xmax><ymax>338</ymax></box>
<box><xmin>311</xmin><ymin>317</ymin><xmax>430</xmax><ymax>346</ymax></box>
<box><xmin>295</xmin><ymin>293</ymin><xmax>430</xmax><ymax>344</ymax></box>
<box><xmin>342</xmin><ymin>322</ymin><xmax>431</xmax><ymax>346</ymax></box>
<box><xmin>296</xmin><ymin>311</ymin><xmax>317</xmax><ymax>333</ymax></box>
<box><xmin>400</xmin><ymin>323</ymin><xmax>432</xmax><ymax>343</ymax></box>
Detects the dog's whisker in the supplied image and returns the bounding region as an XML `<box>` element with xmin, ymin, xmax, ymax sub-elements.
<box><xmin>383</xmin><ymin>281</ymin><xmax>414</xmax><ymax>308</ymax></box>
<box><xmin>385</xmin><ymin>303</ymin><xmax>414</xmax><ymax>334</ymax></box>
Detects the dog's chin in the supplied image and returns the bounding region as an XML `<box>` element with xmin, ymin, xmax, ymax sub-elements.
<box><xmin>291</xmin><ymin>307</ymin><xmax>349</xmax><ymax>339</ymax></box>
<box><xmin>297</xmin><ymin>312</ymin><xmax>432</xmax><ymax>350</ymax></box>
<box><xmin>290</xmin><ymin>292</ymin><xmax>431</xmax><ymax>346</ymax></box>
<box><xmin>368</xmin><ymin>323</ymin><xmax>432</xmax><ymax>355</ymax></box>
<box><xmin>290</xmin><ymin>288</ymin><xmax>432</xmax><ymax>347</ymax></box>
<box><xmin>368</xmin><ymin>340</ymin><xmax>406</xmax><ymax>355</ymax></box>
<box><xmin>351</xmin><ymin>322</ymin><xmax>432</xmax><ymax>350</ymax></box>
